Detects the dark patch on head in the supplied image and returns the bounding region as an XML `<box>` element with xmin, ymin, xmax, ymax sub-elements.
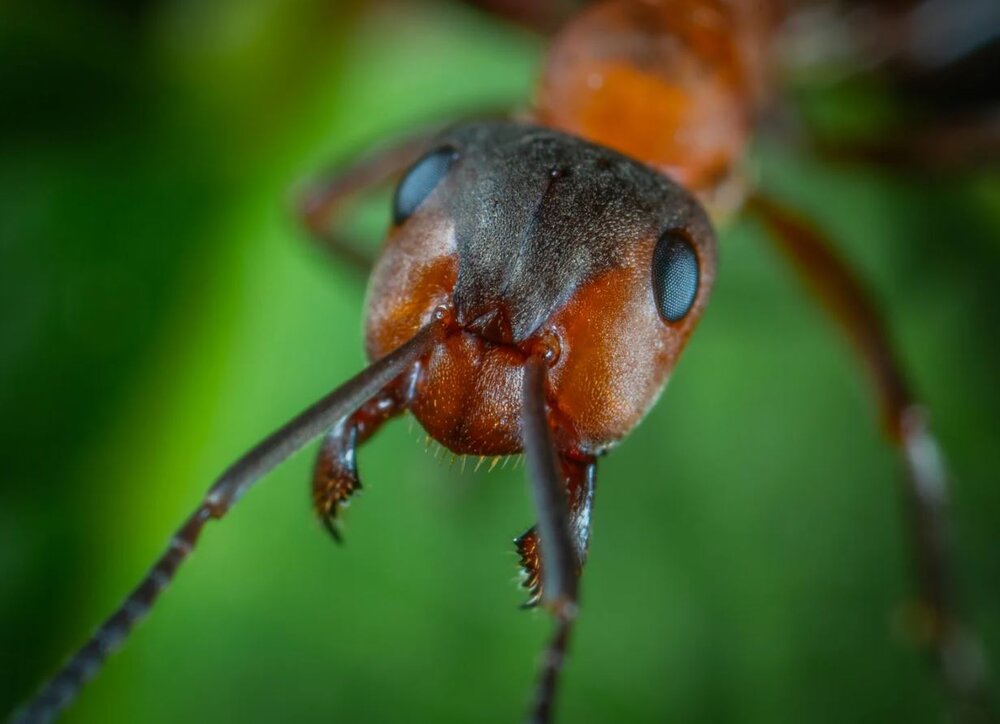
<box><xmin>411</xmin><ymin>121</ymin><xmax>714</xmax><ymax>342</ymax></box>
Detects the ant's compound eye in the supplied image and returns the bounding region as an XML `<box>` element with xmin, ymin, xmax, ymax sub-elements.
<box><xmin>392</xmin><ymin>147</ymin><xmax>458</xmax><ymax>225</ymax></box>
<box><xmin>652</xmin><ymin>230</ymin><xmax>699</xmax><ymax>323</ymax></box>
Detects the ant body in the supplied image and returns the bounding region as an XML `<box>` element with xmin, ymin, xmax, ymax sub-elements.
<box><xmin>12</xmin><ymin>0</ymin><xmax>998</xmax><ymax>722</ymax></box>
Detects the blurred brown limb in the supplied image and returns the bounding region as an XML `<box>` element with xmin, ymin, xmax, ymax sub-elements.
<box><xmin>747</xmin><ymin>193</ymin><xmax>996</xmax><ymax>723</ymax></box>
<box><xmin>295</xmin><ymin>108</ymin><xmax>520</xmax><ymax>275</ymax></box>
<box><xmin>294</xmin><ymin>132</ymin><xmax>442</xmax><ymax>274</ymax></box>
<box><xmin>809</xmin><ymin>110</ymin><xmax>1000</xmax><ymax>172</ymax></box>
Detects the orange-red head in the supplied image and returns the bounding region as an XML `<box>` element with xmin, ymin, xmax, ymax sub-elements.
<box><xmin>364</xmin><ymin>121</ymin><xmax>716</xmax><ymax>457</ymax></box>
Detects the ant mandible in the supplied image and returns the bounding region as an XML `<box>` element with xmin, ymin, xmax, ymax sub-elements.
<box><xmin>13</xmin><ymin>0</ymin><xmax>997</xmax><ymax>722</ymax></box>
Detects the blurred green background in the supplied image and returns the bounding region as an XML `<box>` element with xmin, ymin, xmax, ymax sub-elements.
<box><xmin>2</xmin><ymin>1</ymin><xmax>998</xmax><ymax>722</ymax></box>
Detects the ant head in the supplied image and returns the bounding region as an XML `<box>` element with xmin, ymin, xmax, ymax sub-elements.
<box><xmin>365</xmin><ymin>121</ymin><xmax>716</xmax><ymax>455</ymax></box>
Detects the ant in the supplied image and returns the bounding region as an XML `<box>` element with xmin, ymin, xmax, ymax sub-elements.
<box><xmin>11</xmin><ymin>0</ymin><xmax>998</xmax><ymax>722</ymax></box>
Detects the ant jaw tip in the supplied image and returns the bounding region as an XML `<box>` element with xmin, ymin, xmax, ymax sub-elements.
<box><xmin>320</xmin><ymin>516</ymin><xmax>344</xmax><ymax>544</ymax></box>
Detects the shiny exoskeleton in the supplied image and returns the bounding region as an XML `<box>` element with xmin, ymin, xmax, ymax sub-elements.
<box><xmin>367</xmin><ymin>122</ymin><xmax>715</xmax><ymax>457</ymax></box>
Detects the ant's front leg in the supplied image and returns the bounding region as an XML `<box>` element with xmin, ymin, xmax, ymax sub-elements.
<box><xmin>803</xmin><ymin>114</ymin><xmax>1000</xmax><ymax>172</ymax></box>
<box><xmin>313</xmin><ymin>387</ymin><xmax>408</xmax><ymax>541</ymax></box>
<box><xmin>748</xmin><ymin>194</ymin><xmax>996</xmax><ymax>722</ymax></box>
<box><xmin>295</xmin><ymin>133</ymin><xmax>441</xmax><ymax>274</ymax></box>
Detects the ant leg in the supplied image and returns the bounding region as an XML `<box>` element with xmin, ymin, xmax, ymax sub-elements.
<box><xmin>747</xmin><ymin>195</ymin><xmax>995</xmax><ymax>721</ymax></box>
<box><xmin>805</xmin><ymin>113</ymin><xmax>1000</xmax><ymax>172</ymax></box>
<box><xmin>295</xmin><ymin>133</ymin><xmax>440</xmax><ymax>273</ymax></box>
<box><xmin>515</xmin><ymin>455</ymin><xmax>596</xmax><ymax>607</ymax></box>
<box><xmin>312</xmin><ymin>387</ymin><xmax>408</xmax><ymax>542</ymax></box>
<box><xmin>521</xmin><ymin>356</ymin><xmax>585</xmax><ymax>724</ymax></box>
<box><xmin>13</xmin><ymin>323</ymin><xmax>440</xmax><ymax>724</ymax></box>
